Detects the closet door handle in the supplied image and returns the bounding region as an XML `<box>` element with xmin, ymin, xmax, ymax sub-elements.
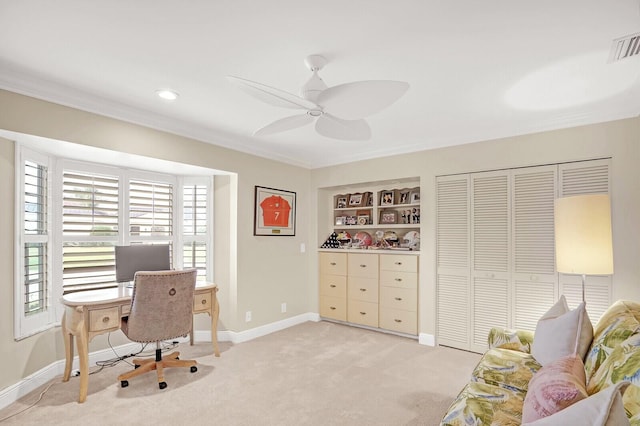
<box><xmin>359</xmin><ymin>312</ymin><xmax>367</xmax><ymax>315</ymax></box>
<box><xmin>395</xmin><ymin>278</ymin><xmax>402</xmax><ymax>282</ymax></box>
<box><xmin>359</xmin><ymin>264</ymin><xmax>367</xmax><ymax>268</ymax></box>
<box><xmin>330</xmin><ymin>284</ymin><xmax>336</xmax><ymax>288</ymax></box>
<box><xmin>359</xmin><ymin>288</ymin><xmax>367</xmax><ymax>292</ymax></box>
<box><xmin>395</xmin><ymin>261</ymin><xmax>402</xmax><ymax>265</ymax></box>
<box><xmin>394</xmin><ymin>319</ymin><xmax>402</xmax><ymax>323</ymax></box>
<box><xmin>395</xmin><ymin>297</ymin><xmax>402</xmax><ymax>301</ymax></box>
<box><xmin>330</xmin><ymin>262</ymin><xmax>337</xmax><ymax>266</ymax></box>
<box><xmin>330</xmin><ymin>306</ymin><xmax>336</xmax><ymax>310</ymax></box>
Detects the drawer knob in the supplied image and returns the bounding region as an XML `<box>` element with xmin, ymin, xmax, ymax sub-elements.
<box><xmin>395</xmin><ymin>297</ymin><xmax>402</xmax><ymax>301</ymax></box>
<box><xmin>102</xmin><ymin>317</ymin><xmax>110</xmax><ymax>323</ymax></box>
<box><xmin>359</xmin><ymin>264</ymin><xmax>367</xmax><ymax>268</ymax></box>
<box><xmin>359</xmin><ymin>288</ymin><xmax>367</xmax><ymax>292</ymax></box>
<box><xmin>395</xmin><ymin>261</ymin><xmax>402</xmax><ymax>265</ymax></box>
<box><xmin>395</xmin><ymin>278</ymin><xmax>402</xmax><ymax>282</ymax></box>
<box><xmin>359</xmin><ymin>312</ymin><xmax>367</xmax><ymax>315</ymax></box>
<box><xmin>330</xmin><ymin>284</ymin><xmax>336</xmax><ymax>288</ymax></box>
<box><xmin>201</xmin><ymin>299</ymin><xmax>207</xmax><ymax>305</ymax></box>
<box><xmin>394</xmin><ymin>319</ymin><xmax>402</xmax><ymax>323</ymax></box>
<box><xmin>330</xmin><ymin>306</ymin><xmax>336</xmax><ymax>310</ymax></box>
<box><xmin>330</xmin><ymin>262</ymin><xmax>337</xmax><ymax>266</ymax></box>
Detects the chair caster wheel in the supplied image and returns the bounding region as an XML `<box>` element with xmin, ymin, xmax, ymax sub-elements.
<box><xmin>190</xmin><ymin>366</ymin><xmax>197</xmax><ymax>373</ymax></box>
<box><xmin>121</xmin><ymin>380</ymin><xmax>129</xmax><ymax>388</ymax></box>
<box><xmin>159</xmin><ymin>381</ymin><xmax>167</xmax><ymax>390</ymax></box>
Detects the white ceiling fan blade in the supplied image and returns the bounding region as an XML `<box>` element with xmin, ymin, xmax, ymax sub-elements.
<box><xmin>254</xmin><ymin>114</ymin><xmax>314</xmax><ymax>136</ymax></box>
<box><xmin>317</xmin><ymin>80</ymin><xmax>409</xmax><ymax>120</ymax></box>
<box><xmin>227</xmin><ymin>75</ymin><xmax>318</xmax><ymax>110</ymax></box>
<box><xmin>315</xmin><ymin>114</ymin><xmax>371</xmax><ymax>141</ymax></box>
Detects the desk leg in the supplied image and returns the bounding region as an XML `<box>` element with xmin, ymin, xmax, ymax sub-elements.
<box><xmin>211</xmin><ymin>291</ymin><xmax>220</xmax><ymax>357</ymax></box>
<box><xmin>61</xmin><ymin>311</ymin><xmax>74</xmax><ymax>382</ymax></box>
<box><xmin>76</xmin><ymin>320</ymin><xmax>90</xmax><ymax>403</ymax></box>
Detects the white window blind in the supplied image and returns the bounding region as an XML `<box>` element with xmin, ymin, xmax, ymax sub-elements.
<box><xmin>130</xmin><ymin>180</ymin><xmax>173</xmax><ymax>238</ymax></box>
<box><xmin>183</xmin><ymin>183</ymin><xmax>209</xmax><ymax>281</ymax></box>
<box><xmin>23</xmin><ymin>161</ymin><xmax>48</xmax><ymax>315</ymax></box>
<box><xmin>62</xmin><ymin>171</ymin><xmax>119</xmax><ymax>292</ymax></box>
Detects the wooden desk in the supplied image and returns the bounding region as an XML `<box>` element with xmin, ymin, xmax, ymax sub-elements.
<box><xmin>60</xmin><ymin>282</ymin><xmax>219</xmax><ymax>403</ymax></box>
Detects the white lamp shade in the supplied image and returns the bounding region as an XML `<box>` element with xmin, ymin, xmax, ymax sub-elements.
<box><xmin>554</xmin><ymin>194</ymin><xmax>614</xmax><ymax>275</ymax></box>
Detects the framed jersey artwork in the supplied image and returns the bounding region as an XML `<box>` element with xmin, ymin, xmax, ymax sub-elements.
<box><xmin>254</xmin><ymin>186</ymin><xmax>296</xmax><ymax>236</ymax></box>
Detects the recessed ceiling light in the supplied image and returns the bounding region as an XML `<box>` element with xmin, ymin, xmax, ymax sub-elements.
<box><xmin>155</xmin><ymin>89</ymin><xmax>179</xmax><ymax>101</ymax></box>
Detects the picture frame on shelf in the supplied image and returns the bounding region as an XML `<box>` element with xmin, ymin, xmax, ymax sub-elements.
<box><xmin>410</xmin><ymin>190</ymin><xmax>420</xmax><ymax>204</ymax></box>
<box><xmin>348</xmin><ymin>193</ymin><xmax>365</xmax><ymax>207</ymax></box>
<box><xmin>345</xmin><ymin>215</ymin><xmax>357</xmax><ymax>225</ymax></box>
<box><xmin>398</xmin><ymin>190</ymin><xmax>410</xmax><ymax>204</ymax></box>
<box><xmin>336</xmin><ymin>196</ymin><xmax>348</xmax><ymax>209</ymax></box>
<box><xmin>254</xmin><ymin>186</ymin><xmax>296</xmax><ymax>236</ymax></box>
<box><xmin>357</xmin><ymin>215</ymin><xmax>369</xmax><ymax>226</ymax></box>
<box><xmin>380</xmin><ymin>191</ymin><xmax>394</xmax><ymax>206</ymax></box>
<box><xmin>335</xmin><ymin>216</ymin><xmax>346</xmax><ymax>226</ymax></box>
<box><xmin>379</xmin><ymin>210</ymin><xmax>398</xmax><ymax>224</ymax></box>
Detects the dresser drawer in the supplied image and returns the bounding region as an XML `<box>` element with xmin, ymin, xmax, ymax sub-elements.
<box><xmin>380</xmin><ymin>254</ymin><xmax>417</xmax><ymax>273</ymax></box>
<box><xmin>193</xmin><ymin>291</ymin><xmax>212</xmax><ymax>313</ymax></box>
<box><xmin>379</xmin><ymin>270</ymin><xmax>418</xmax><ymax>289</ymax></box>
<box><xmin>319</xmin><ymin>252</ymin><xmax>347</xmax><ymax>276</ymax></box>
<box><xmin>379</xmin><ymin>308</ymin><xmax>417</xmax><ymax>335</ymax></box>
<box><xmin>89</xmin><ymin>307</ymin><xmax>120</xmax><ymax>332</ymax></box>
<box><xmin>347</xmin><ymin>253</ymin><xmax>378</xmax><ymax>278</ymax></box>
<box><xmin>347</xmin><ymin>277</ymin><xmax>378</xmax><ymax>303</ymax></box>
<box><xmin>347</xmin><ymin>300</ymin><xmax>379</xmax><ymax>328</ymax></box>
<box><xmin>320</xmin><ymin>295</ymin><xmax>347</xmax><ymax>321</ymax></box>
<box><xmin>320</xmin><ymin>274</ymin><xmax>347</xmax><ymax>297</ymax></box>
<box><xmin>379</xmin><ymin>286</ymin><xmax>417</xmax><ymax>311</ymax></box>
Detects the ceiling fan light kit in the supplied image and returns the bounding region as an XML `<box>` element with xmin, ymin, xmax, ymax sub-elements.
<box><xmin>227</xmin><ymin>55</ymin><xmax>409</xmax><ymax>141</ymax></box>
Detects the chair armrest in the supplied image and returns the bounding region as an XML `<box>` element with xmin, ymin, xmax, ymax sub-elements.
<box><xmin>488</xmin><ymin>327</ymin><xmax>534</xmax><ymax>353</ymax></box>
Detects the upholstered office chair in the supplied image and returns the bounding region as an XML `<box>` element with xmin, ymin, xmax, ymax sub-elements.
<box><xmin>118</xmin><ymin>269</ymin><xmax>198</xmax><ymax>390</ymax></box>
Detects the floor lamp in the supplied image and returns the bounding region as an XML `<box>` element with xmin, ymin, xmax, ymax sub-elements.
<box><xmin>554</xmin><ymin>194</ymin><xmax>614</xmax><ymax>302</ymax></box>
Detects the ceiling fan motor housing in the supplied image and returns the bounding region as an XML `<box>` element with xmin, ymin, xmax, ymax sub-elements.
<box><xmin>301</xmin><ymin>71</ymin><xmax>327</xmax><ymax>102</ymax></box>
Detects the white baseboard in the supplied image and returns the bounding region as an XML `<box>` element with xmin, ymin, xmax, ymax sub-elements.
<box><xmin>0</xmin><ymin>313</ymin><xmax>319</xmax><ymax>410</ymax></box>
<box><xmin>418</xmin><ymin>333</ymin><xmax>436</xmax><ymax>346</ymax></box>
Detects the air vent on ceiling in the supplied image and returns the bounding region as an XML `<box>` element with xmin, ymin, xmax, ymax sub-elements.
<box><xmin>608</xmin><ymin>32</ymin><xmax>640</xmax><ymax>63</ymax></box>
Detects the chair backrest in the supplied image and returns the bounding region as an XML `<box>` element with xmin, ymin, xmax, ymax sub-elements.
<box><xmin>123</xmin><ymin>269</ymin><xmax>197</xmax><ymax>343</ymax></box>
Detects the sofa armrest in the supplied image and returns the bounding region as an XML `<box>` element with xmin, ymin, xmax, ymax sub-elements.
<box><xmin>488</xmin><ymin>327</ymin><xmax>534</xmax><ymax>353</ymax></box>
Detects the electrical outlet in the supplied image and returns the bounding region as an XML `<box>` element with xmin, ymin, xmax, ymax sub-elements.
<box><xmin>245</xmin><ymin>311</ymin><xmax>252</xmax><ymax>322</ymax></box>
<box><xmin>281</xmin><ymin>303</ymin><xmax>287</xmax><ymax>313</ymax></box>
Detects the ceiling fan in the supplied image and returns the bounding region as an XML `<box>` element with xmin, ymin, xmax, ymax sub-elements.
<box><xmin>227</xmin><ymin>55</ymin><xmax>409</xmax><ymax>141</ymax></box>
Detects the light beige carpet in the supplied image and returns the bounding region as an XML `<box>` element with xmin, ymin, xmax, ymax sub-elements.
<box><xmin>0</xmin><ymin>321</ymin><xmax>480</xmax><ymax>425</ymax></box>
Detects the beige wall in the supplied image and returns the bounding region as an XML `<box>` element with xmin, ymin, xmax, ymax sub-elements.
<box><xmin>1</xmin><ymin>87</ymin><xmax>638</xmax><ymax>395</ymax></box>
<box><xmin>311</xmin><ymin>117</ymin><xmax>640</xmax><ymax>341</ymax></box>
<box><xmin>0</xmin><ymin>90</ymin><xmax>312</xmax><ymax>391</ymax></box>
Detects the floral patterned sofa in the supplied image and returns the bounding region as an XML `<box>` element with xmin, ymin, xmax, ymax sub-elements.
<box><xmin>440</xmin><ymin>300</ymin><xmax>640</xmax><ymax>425</ymax></box>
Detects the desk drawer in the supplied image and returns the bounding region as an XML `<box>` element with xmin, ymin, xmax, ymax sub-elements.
<box><xmin>89</xmin><ymin>307</ymin><xmax>120</xmax><ymax>332</ymax></box>
<box><xmin>347</xmin><ymin>300</ymin><xmax>378</xmax><ymax>327</ymax></box>
<box><xmin>193</xmin><ymin>291</ymin><xmax>212</xmax><ymax>313</ymax></box>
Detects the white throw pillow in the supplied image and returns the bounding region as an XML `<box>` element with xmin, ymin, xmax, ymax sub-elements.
<box><xmin>531</xmin><ymin>295</ymin><xmax>593</xmax><ymax>366</ymax></box>
<box><xmin>522</xmin><ymin>381</ymin><xmax>630</xmax><ymax>426</ymax></box>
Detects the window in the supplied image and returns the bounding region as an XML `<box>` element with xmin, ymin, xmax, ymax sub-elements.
<box><xmin>182</xmin><ymin>180</ymin><xmax>212</xmax><ymax>281</ymax></box>
<box><xmin>14</xmin><ymin>144</ymin><xmax>214</xmax><ymax>338</ymax></box>
<box><xmin>62</xmin><ymin>170</ymin><xmax>119</xmax><ymax>292</ymax></box>
<box><xmin>15</xmin><ymin>149</ymin><xmax>54</xmax><ymax>339</ymax></box>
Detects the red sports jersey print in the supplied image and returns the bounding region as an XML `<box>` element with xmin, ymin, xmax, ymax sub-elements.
<box><xmin>260</xmin><ymin>195</ymin><xmax>291</xmax><ymax>227</ymax></box>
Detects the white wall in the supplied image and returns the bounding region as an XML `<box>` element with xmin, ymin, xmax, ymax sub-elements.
<box><xmin>311</xmin><ymin>118</ymin><xmax>640</xmax><ymax>341</ymax></box>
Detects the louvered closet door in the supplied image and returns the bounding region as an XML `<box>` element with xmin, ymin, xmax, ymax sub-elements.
<box><xmin>470</xmin><ymin>171</ymin><xmax>510</xmax><ymax>353</ymax></box>
<box><xmin>511</xmin><ymin>165</ymin><xmax>558</xmax><ymax>332</ymax></box>
<box><xmin>558</xmin><ymin>159</ymin><xmax>611</xmax><ymax>323</ymax></box>
<box><xmin>436</xmin><ymin>175</ymin><xmax>471</xmax><ymax>350</ymax></box>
